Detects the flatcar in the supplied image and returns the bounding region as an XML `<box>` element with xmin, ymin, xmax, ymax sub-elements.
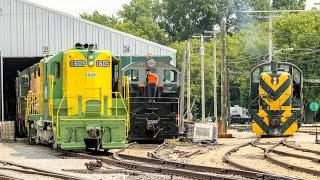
<box><xmin>122</xmin><ymin>56</ymin><xmax>181</xmax><ymax>142</ymax></box>
<box><xmin>16</xmin><ymin>44</ymin><xmax>129</xmax><ymax>150</ymax></box>
<box><xmin>249</xmin><ymin>61</ymin><xmax>303</xmax><ymax>136</ymax></box>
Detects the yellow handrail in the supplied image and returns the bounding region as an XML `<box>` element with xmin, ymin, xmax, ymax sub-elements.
<box><xmin>123</xmin><ymin>76</ymin><xmax>130</xmax><ymax>133</ymax></box>
<box><xmin>26</xmin><ymin>92</ymin><xmax>43</xmax><ymax>115</ymax></box>
<box><xmin>48</xmin><ymin>75</ymin><xmax>54</xmax><ymax>128</ymax></box>
<box><xmin>54</xmin><ymin>76</ymin><xmax>130</xmax><ymax>139</ymax></box>
<box><xmin>56</xmin><ymin>91</ymin><xmax>83</xmax><ymax>139</ymax></box>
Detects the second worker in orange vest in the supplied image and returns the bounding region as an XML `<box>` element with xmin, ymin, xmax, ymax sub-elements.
<box><xmin>146</xmin><ymin>70</ymin><xmax>158</xmax><ymax>102</ymax></box>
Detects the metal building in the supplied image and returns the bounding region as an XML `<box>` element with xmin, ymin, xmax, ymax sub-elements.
<box><xmin>0</xmin><ymin>0</ymin><xmax>176</xmax><ymax>59</ymax></box>
<box><xmin>0</xmin><ymin>0</ymin><xmax>176</xmax><ymax>121</ymax></box>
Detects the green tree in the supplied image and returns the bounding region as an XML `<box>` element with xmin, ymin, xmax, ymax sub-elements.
<box><xmin>80</xmin><ymin>11</ymin><xmax>119</xmax><ymax>27</ymax></box>
<box><xmin>273</xmin><ymin>0</ymin><xmax>306</xmax><ymax>10</ymax></box>
<box><xmin>273</xmin><ymin>12</ymin><xmax>320</xmax><ymax>102</ymax></box>
<box><xmin>118</xmin><ymin>0</ymin><xmax>162</xmax><ymax>22</ymax></box>
<box><xmin>80</xmin><ymin>10</ymin><xmax>168</xmax><ymax>44</ymax></box>
<box><xmin>113</xmin><ymin>16</ymin><xmax>169</xmax><ymax>44</ymax></box>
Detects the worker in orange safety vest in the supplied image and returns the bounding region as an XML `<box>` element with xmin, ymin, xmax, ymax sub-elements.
<box><xmin>146</xmin><ymin>69</ymin><xmax>158</xmax><ymax>102</ymax></box>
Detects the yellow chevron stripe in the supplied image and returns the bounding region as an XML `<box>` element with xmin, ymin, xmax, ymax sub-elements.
<box><xmin>260</xmin><ymin>72</ymin><xmax>289</xmax><ymax>91</ymax></box>
<box><xmin>259</xmin><ymin>85</ymin><xmax>292</xmax><ymax>110</ymax></box>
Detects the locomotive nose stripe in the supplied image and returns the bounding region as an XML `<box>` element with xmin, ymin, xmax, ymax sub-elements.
<box><xmin>259</xmin><ymin>85</ymin><xmax>292</xmax><ymax>107</ymax></box>
<box><xmin>253</xmin><ymin>110</ymin><xmax>298</xmax><ymax>135</ymax></box>
<box><xmin>260</xmin><ymin>73</ymin><xmax>289</xmax><ymax>91</ymax></box>
<box><xmin>260</xmin><ymin>78</ymin><xmax>291</xmax><ymax>96</ymax></box>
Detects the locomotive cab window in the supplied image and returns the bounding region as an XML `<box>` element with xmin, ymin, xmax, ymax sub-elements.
<box><xmin>252</xmin><ymin>68</ymin><xmax>260</xmax><ymax>83</ymax></box>
<box><xmin>56</xmin><ymin>62</ymin><xmax>61</xmax><ymax>79</ymax></box>
<box><xmin>21</xmin><ymin>74</ymin><xmax>29</xmax><ymax>86</ymax></box>
<box><xmin>34</xmin><ymin>69</ymin><xmax>37</xmax><ymax>79</ymax></box>
<box><xmin>292</xmin><ymin>68</ymin><xmax>301</xmax><ymax>84</ymax></box>
<box><xmin>279</xmin><ymin>64</ymin><xmax>289</xmax><ymax>72</ymax></box>
<box><xmin>124</xmin><ymin>69</ymin><xmax>139</xmax><ymax>82</ymax></box>
<box><xmin>163</xmin><ymin>70</ymin><xmax>178</xmax><ymax>82</ymax></box>
<box><xmin>263</xmin><ymin>64</ymin><xmax>271</xmax><ymax>72</ymax></box>
<box><xmin>292</xmin><ymin>68</ymin><xmax>301</xmax><ymax>98</ymax></box>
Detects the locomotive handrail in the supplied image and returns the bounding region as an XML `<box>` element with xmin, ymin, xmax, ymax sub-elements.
<box><xmin>26</xmin><ymin>92</ymin><xmax>43</xmax><ymax>115</ymax></box>
<box><xmin>248</xmin><ymin>96</ymin><xmax>259</xmax><ymax>108</ymax></box>
<box><xmin>55</xmin><ymin>91</ymin><xmax>130</xmax><ymax>139</ymax></box>
<box><xmin>122</xmin><ymin>76</ymin><xmax>130</xmax><ymax>134</ymax></box>
<box><xmin>48</xmin><ymin>75</ymin><xmax>54</xmax><ymax>126</ymax></box>
<box><xmin>55</xmin><ymin>91</ymin><xmax>84</xmax><ymax>139</ymax></box>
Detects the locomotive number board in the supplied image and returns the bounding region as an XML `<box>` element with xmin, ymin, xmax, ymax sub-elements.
<box><xmin>70</xmin><ymin>60</ymin><xmax>86</xmax><ymax>67</ymax></box>
<box><xmin>96</xmin><ymin>60</ymin><xmax>110</xmax><ymax>67</ymax></box>
<box><xmin>69</xmin><ymin>60</ymin><xmax>110</xmax><ymax>67</ymax></box>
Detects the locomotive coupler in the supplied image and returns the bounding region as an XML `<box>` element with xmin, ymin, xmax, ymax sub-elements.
<box><xmin>146</xmin><ymin>117</ymin><xmax>160</xmax><ymax>130</ymax></box>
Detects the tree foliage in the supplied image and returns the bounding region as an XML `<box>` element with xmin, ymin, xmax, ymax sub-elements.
<box><xmin>273</xmin><ymin>12</ymin><xmax>320</xmax><ymax>102</ymax></box>
<box><xmin>80</xmin><ymin>11</ymin><xmax>119</xmax><ymax>27</ymax></box>
<box><xmin>80</xmin><ymin>9</ymin><xmax>168</xmax><ymax>44</ymax></box>
<box><xmin>272</xmin><ymin>0</ymin><xmax>306</xmax><ymax>10</ymax></box>
<box><xmin>79</xmin><ymin>0</ymin><xmax>320</xmax><ymax>118</ymax></box>
<box><xmin>118</xmin><ymin>0</ymin><xmax>162</xmax><ymax>22</ymax></box>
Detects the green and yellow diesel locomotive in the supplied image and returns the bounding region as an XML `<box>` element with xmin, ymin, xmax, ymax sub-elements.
<box><xmin>16</xmin><ymin>44</ymin><xmax>130</xmax><ymax>150</ymax></box>
<box><xmin>249</xmin><ymin>61</ymin><xmax>303</xmax><ymax>136</ymax></box>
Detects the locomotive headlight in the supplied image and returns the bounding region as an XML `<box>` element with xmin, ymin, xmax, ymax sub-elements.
<box><xmin>272</xmin><ymin>77</ymin><xmax>278</xmax><ymax>85</ymax></box>
<box><xmin>88</xmin><ymin>61</ymin><xmax>94</xmax><ymax>67</ymax></box>
<box><xmin>87</xmin><ymin>54</ymin><xmax>95</xmax><ymax>67</ymax></box>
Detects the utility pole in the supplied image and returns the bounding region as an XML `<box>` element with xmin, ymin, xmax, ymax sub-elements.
<box><xmin>204</xmin><ymin>27</ymin><xmax>219</xmax><ymax>122</ymax></box>
<box><xmin>186</xmin><ymin>39</ymin><xmax>192</xmax><ymax>121</ymax></box>
<box><xmin>268</xmin><ymin>0</ymin><xmax>273</xmax><ymax>62</ymax></box>
<box><xmin>200</xmin><ymin>35</ymin><xmax>205</xmax><ymax>122</ymax></box>
<box><xmin>220</xmin><ymin>18</ymin><xmax>227</xmax><ymax>133</ymax></box>
<box><xmin>268</xmin><ymin>17</ymin><xmax>273</xmax><ymax>62</ymax></box>
<box><xmin>0</xmin><ymin>50</ymin><xmax>3</xmax><ymax>121</ymax></box>
<box><xmin>192</xmin><ymin>34</ymin><xmax>209</xmax><ymax>122</ymax></box>
<box><xmin>180</xmin><ymin>47</ymin><xmax>186</xmax><ymax>132</ymax></box>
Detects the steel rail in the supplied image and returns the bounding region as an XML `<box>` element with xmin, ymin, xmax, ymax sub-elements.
<box><xmin>223</xmin><ymin>138</ymin><xmax>298</xmax><ymax>180</ymax></box>
<box><xmin>65</xmin><ymin>139</ymin><xmax>298</xmax><ymax>180</ymax></box>
<box><xmin>267</xmin><ymin>148</ymin><xmax>320</xmax><ymax>162</ymax></box>
<box><xmin>0</xmin><ymin>166</ymin><xmax>84</xmax><ymax>179</ymax></box>
<box><xmin>0</xmin><ymin>160</ymin><xmax>83</xmax><ymax>180</ymax></box>
<box><xmin>264</xmin><ymin>140</ymin><xmax>320</xmax><ymax>176</ymax></box>
<box><xmin>283</xmin><ymin>141</ymin><xmax>320</xmax><ymax>155</ymax></box>
<box><xmin>117</xmin><ymin>153</ymin><xmax>292</xmax><ymax>179</ymax></box>
<box><xmin>75</xmin><ymin>153</ymin><xmax>242</xmax><ymax>180</ymax></box>
<box><xmin>223</xmin><ymin>138</ymin><xmax>265</xmax><ymax>173</ymax></box>
<box><xmin>0</xmin><ymin>173</ymin><xmax>22</xmax><ymax>180</ymax></box>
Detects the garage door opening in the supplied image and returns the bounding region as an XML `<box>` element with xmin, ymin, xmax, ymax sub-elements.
<box><xmin>2</xmin><ymin>57</ymin><xmax>42</xmax><ymax>121</ymax></box>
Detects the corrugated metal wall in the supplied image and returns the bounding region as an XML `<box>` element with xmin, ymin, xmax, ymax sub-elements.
<box><xmin>0</xmin><ymin>0</ymin><xmax>176</xmax><ymax>63</ymax></box>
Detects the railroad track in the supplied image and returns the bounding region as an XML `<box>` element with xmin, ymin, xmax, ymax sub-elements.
<box><xmin>224</xmin><ymin>137</ymin><xmax>320</xmax><ymax>179</ymax></box>
<box><xmin>0</xmin><ymin>159</ymin><xmax>83</xmax><ymax>180</ymax></box>
<box><xmin>64</xmin><ymin>142</ymin><xmax>297</xmax><ymax>180</ymax></box>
